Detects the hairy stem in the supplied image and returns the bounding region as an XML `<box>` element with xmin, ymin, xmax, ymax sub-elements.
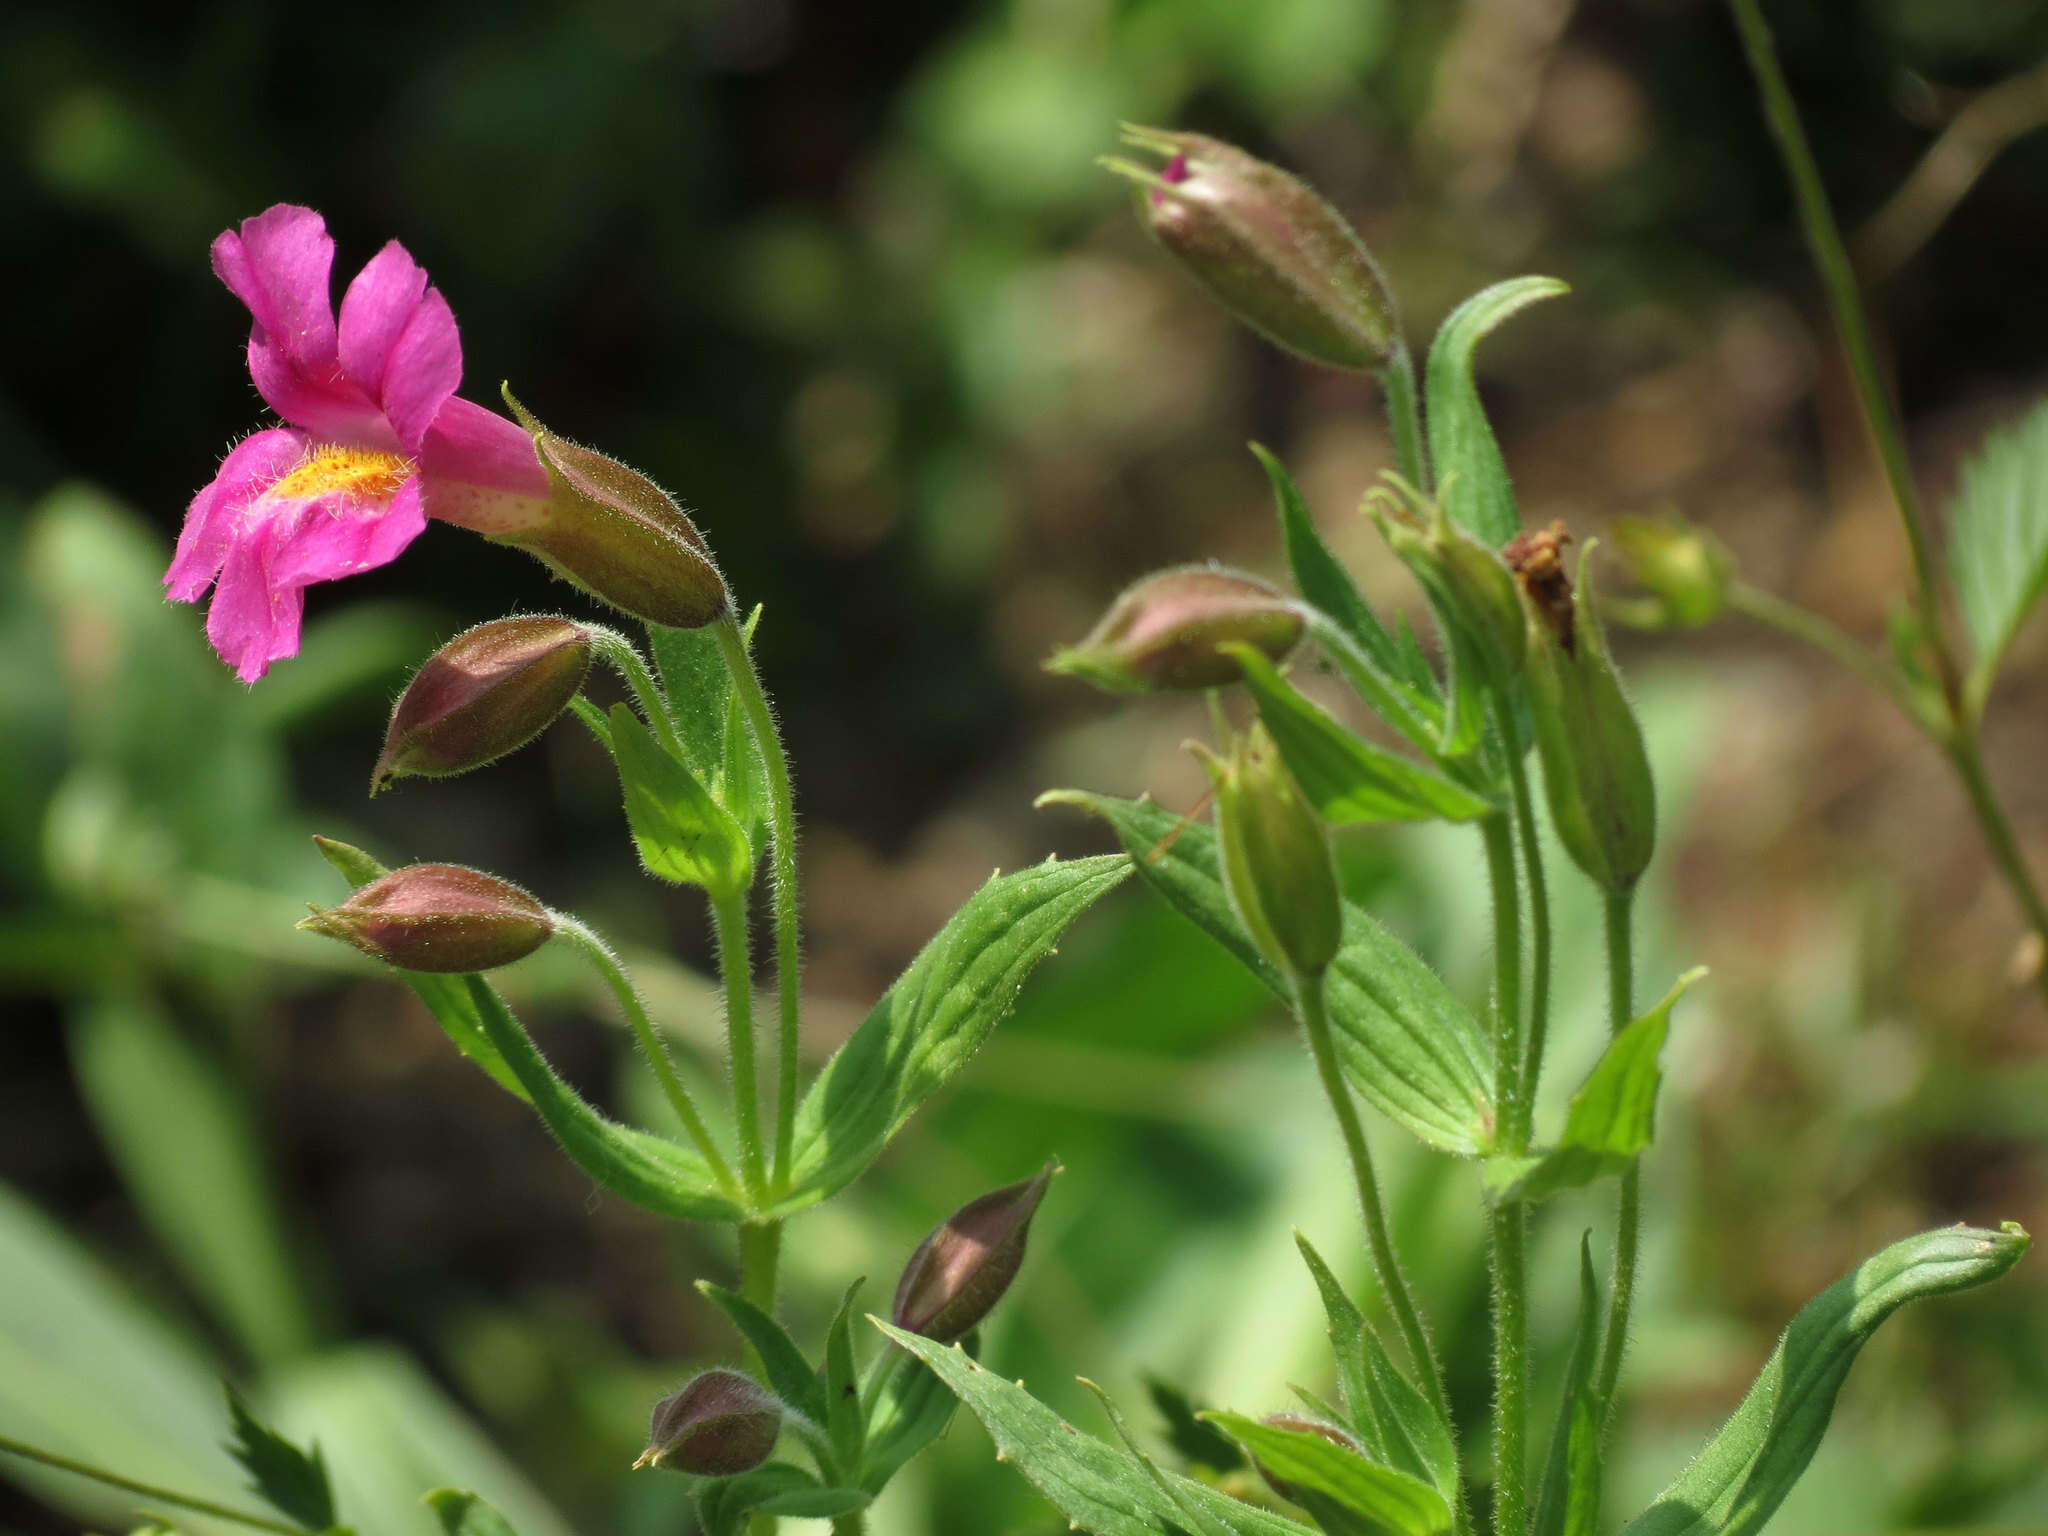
<box><xmin>1502</xmin><ymin>730</ymin><xmax>1551</xmax><ymax>1148</ymax></box>
<box><xmin>1727</xmin><ymin>0</ymin><xmax>1958</xmax><ymax>705</ymax></box>
<box><xmin>1595</xmin><ymin>889</ymin><xmax>1639</xmax><ymax>1412</ymax></box>
<box><xmin>0</xmin><ymin>1435</ymin><xmax>304</xmax><ymax>1536</ymax></box>
<box><xmin>1298</xmin><ymin>978</ymin><xmax>1455</xmax><ymax>1435</ymax></box>
<box><xmin>716</xmin><ymin>615</ymin><xmax>804</xmax><ymax>1194</ymax></box>
<box><xmin>710</xmin><ymin>883</ymin><xmax>767</xmax><ymax>1201</ymax></box>
<box><xmin>590</xmin><ymin>626</ymin><xmax>689</xmax><ymax>762</ymax></box>
<box><xmin>1480</xmin><ymin>814</ymin><xmax>1525</xmax><ymax>1150</ymax></box>
<box><xmin>555</xmin><ymin>917</ymin><xmax>739</xmax><ymax>1198</ymax></box>
<box><xmin>1479</xmin><ymin>808</ymin><xmax>1529</xmax><ymax>1536</ymax></box>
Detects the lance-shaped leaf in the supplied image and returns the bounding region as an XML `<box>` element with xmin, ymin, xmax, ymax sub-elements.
<box><xmin>695</xmin><ymin>1463</ymin><xmax>868</xmax><ymax>1536</ymax></box>
<box><xmin>1945</xmin><ymin>397</ymin><xmax>2048</xmax><ymax>712</ymax></box>
<box><xmin>825</xmin><ymin>1280</ymin><xmax>868</xmax><ymax>1474</ymax></box>
<box><xmin>608</xmin><ymin>703</ymin><xmax>751</xmax><ymax>898</ymax></box>
<box><xmin>463</xmin><ymin>975</ymin><xmax>745</xmax><ymax>1223</ymax></box>
<box><xmin>1294</xmin><ymin>1234</ymin><xmax>1376</xmax><ymax>1450</ymax></box>
<box><xmin>769</xmin><ymin>856</ymin><xmax>1131</xmax><ymax>1216</ymax></box>
<box><xmin>1531</xmin><ymin>1236</ymin><xmax>1604</xmax><ymax>1536</ymax></box>
<box><xmin>860</xmin><ymin>1340</ymin><xmax>969</xmax><ymax>1493</ymax></box>
<box><xmin>1039</xmin><ymin>792</ymin><xmax>1494</xmax><ymax>1154</ymax></box>
<box><xmin>314</xmin><ymin>837</ymin><xmax>528</xmax><ymax>1102</ymax></box>
<box><xmin>1485</xmin><ymin>969</ymin><xmax>1705</xmax><ymax>1205</ymax></box>
<box><xmin>1425</xmin><ymin>277</ymin><xmax>1569</xmax><ymax>548</ymax></box>
<box><xmin>1205</xmin><ymin>1411</ymin><xmax>1452</xmax><ymax>1536</ymax></box>
<box><xmin>695</xmin><ymin>1281</ymin><xmax>826</xmax><ymax>1424</ymax></box>
<box><xmin>1619</xmin><ymin>1223</ymin><xmax>2030</xmax><ymax>1536</ymax></box>
<box><xmin>875</xmin><ymin>1322</ymin><xmax>1314</xmax><ymax>1536</ymax></box>
<box><xmin>1232</xmin><ymin>645</ymin><xmax>1494</xmax><ymax>825</ymax></box>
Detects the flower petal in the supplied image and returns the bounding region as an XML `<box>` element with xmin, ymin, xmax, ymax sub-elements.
<box><xmin>338</xmin><ymin>241</ymin><xmax>462</xmax><ymax>454</ymax></box>
<box><xmin>206</xmin><ymin>506</ymin><xmax>305</xmax><ymax>684</ymax></box>
<box><xmin>268</xmin><ymin>472</ymin><xmax>428</xmax><ymax>590</ymax></box>
<box><xmin>419</xmin><ymin>396</ymin><xmax>553</xmax><ymax>532</ymax></box>
<box><xmin>213</xmin><ymin>205</ymin><xmax>389</xmax><ymax>446</ymax></box>
<box><xmin>165</xmin><ymin>427</ymin><xmax>308</xmax><ymax>601</ymax></box>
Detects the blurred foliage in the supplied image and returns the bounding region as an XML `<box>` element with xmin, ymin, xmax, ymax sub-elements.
<box><xmin>4</xmin><ymin>1</ymin><xmax>2048</xmax><ymax>1534</ymax></box>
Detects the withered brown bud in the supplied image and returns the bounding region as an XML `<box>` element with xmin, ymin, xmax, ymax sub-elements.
<box><xmin>297</xmin><ymin>863</ymin><xmax>554</xmax><ymax>973</ymax></box>
<box><xmin>1045</xmin><ymin>567</ymin><xmax>1305</xmax><ymax>695</ymax></box>
<box><xmin>498</xmin><ymin>390</ymin><xmax>730</xmax><ymax>630</ymax></box>
<box><xmin>635</xmin><ymin>1368</ymin><xmax>781</xmax><ymax>1476</ymax></box>
<box><xmin>1104</xmin><ymin>127</ymin><xmax>1399</xmax><ymax>372</ymax></box>
<box><xmin>1503</xmin><ymin>520</ymin><xmax>1575</xmax><ymax>655</ymax></box>
<box><xmin>373</xmin><ymin>616</ymin><xmax>593</xmax><ymax>793</ymax></box>
<box><xmin>892</xmin><ymin>1162</ymin><xmax>1057</xmax><ymax>1344</ymax></box>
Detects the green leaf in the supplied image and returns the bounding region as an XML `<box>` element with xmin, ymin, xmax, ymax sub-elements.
<box><xmin>694</xmin><ymin>1282</ymin><xmax>825</xmax><ymax>1425</ymax></box>
<box><xmin>825</xmin><ymin>1280</ymin><xmax>867</xmax><ymax>1474</ymax></box>
<box><xmin>71</xmin><ymin>995</ymin><xmax>313</xmax><ymax>1365</ymax></box>
<box><xmin>1143</xmin><ymin>1374</ymin><xmax>1244</xmax><ymax>1475</ymax></box>
<box><xmin>462</xmin><ymin>976</ymin><xmax>745</xmax><ymax>1224</ymax></box>
<box><xmin>769</xmin><ymin>856</ymin><xmax>1131</xmax><ymax>1215</ymax></box>
<box><xmin>1039</xmin><ymin>793</ymin><xmax>1494</xmax><ymax>1154</ymax></box>
<box><xmin>423</xmin><ymin>1489</ymin><xmax>517</xmax><ymax>1536</ymax></box>
<box><xmin>607</xmin><ymin>704</ymin><xmax>750</xmax><ymax>897</ymax></box>
<box><xmin>1204</xmin><ymin>1411</ymin><xmax>1453</xmax><ymax>1536</ymax></box>
<box><xmin>696</xmin><ymin>1463</ymin><xmax>868</xmax><ymax>1535</ymax></box>
<box><xmin>646</xmin><ymin>623</ymin><xmax>735</xmax><ymax>781</ymax></box>
<box><xmin>875</xmin><ymin>1323</ymin><xmax>1314</xmax><ymax>1536</ymax></box>
<box><xmin>1233</xmin><ymin>646</ymin><xmax>1494</xmax><ymax>826</ymax></box>
<box><xmin>1361</xmin><ymin>1336</ymin><xmax>1457</xmax><ymax>1502</ymax></box>
<box><xmin>312</xmin><ymin>838</ymin><xmax>528</xmax><ymax>1103</ymax></box>
<box><xmin>1425</xmin><ymin>277</ymin><xmax>1568</xmax><ymax>548</ymax></box>
<box><xmin>1292</xmin><ymin>1235</ymin><xmax>1375</xmax><ymax>1452</ymax></box>
<box><xmin>1947</xmin><ymin>398</ymin><xmax>2048</xmax><ymax>706</ymax></box>
<box><xmin>1256</xmin><ymin>443</ymin><xmax>1407</xmax><ymax>689</ymax></box>
<box><xmin>1486</xmin><ymin>969</ymin><xmax>1704</xmax><ymax>1205</ymax></box>
<box><xmin>225</xmin><ymin>1386</ymin><xmax>334</xmax><ymax>1531</ymax></box>
<box><xmin>859</xmin><ymin>1341</ymin><xmax>966</xmax><ymax>1493</ymax></box>
<box><xmin>1531</xmin><ymin>1236</ymin><xmax>1604</xmax><ymax>1536</ymax></box>
<box><xmin>1618</xmin><ymin>1223</ymin><xmax>2030</xmax><ymax>1536</ymax></box>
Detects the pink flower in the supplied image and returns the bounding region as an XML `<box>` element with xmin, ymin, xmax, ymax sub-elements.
<box><xmin>167</xmin><ymin>205</ymin><xmax>551</xmax><ymax>682</ymax></box>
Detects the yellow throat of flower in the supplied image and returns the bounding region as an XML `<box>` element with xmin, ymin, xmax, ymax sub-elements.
<box><xmin>270</xmin><ymin>444</ymin><xmax>413</xmax><ymax>505</ymax></box>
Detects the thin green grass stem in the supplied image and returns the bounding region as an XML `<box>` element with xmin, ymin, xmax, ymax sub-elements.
<box><xmin>0</xmin><ymin>1435</ymin><xmax>304</xmax><ymax>1536</ymax></box>
<box><xmin>1596</xmin><ymin>889</ymin><xmax>1639</xmax><ymax>1414</ymax></box>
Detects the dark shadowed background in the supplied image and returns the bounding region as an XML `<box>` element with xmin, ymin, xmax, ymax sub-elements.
<box><xmin>4</xmin><ymin>1</ymin><xmax>2047</xmax><ymax>1532</ymax></box>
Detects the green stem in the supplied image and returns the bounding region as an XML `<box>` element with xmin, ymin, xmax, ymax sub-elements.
<box><xmin>1595</xmin><ymin>889</ymin><xmax>1639</xmax><ymax>1413</ymax></box>
<box><xmin>0</xmin><ymin>1434</ymin><xmax>304</xmax><ymax>1536</ymax></box>
<box><xmin>710</xmin><ymin>884</ymin><xmax>768</xmax><ymax>1201</ymax></box>
<box><xmin>739</xmin><ymin>1217</ymin><xmax>782</xmax><ymax>1314</ymax></box>
<box><xmin>1727</xmin><ymin>0</ymin><xmax>1959</xmax><ymax>706</ymax></box>
<box><xmin>590</xmin><ymin>627</ymin><xmax>689</xmax><ymax>763</ymax></box>
<box><xmin>1501</xmin><ymin>726</ymin><xmax>1550</xmax><ymax>1149</ymax></box>
<box><xmin>716</xmin><ymin>615</ymin><xmax>804</xmax><ymax>1194</ymax></box>
<box><xmin>1381</xmin><ymin>342</ymin><xmax>1431</xmax><ymax>494</ymax></box>
<box><xmin>1726</xmin><ymin>582</ymin><xmax>1935</xmax><ymax>728</ymax></box>
<box><xmin>830</xmin><ymin>1515</ymin><xmax>868</xmax><ymax>1536</ymax></box>
<box><xmin>1946</xmin><ymin>735</ymin><xmax>2048</xmax><ymax>1004</ymax></box>
<box><xmin>1480</xmin><ymin>815</ymin><xmax>1525</xmax><ymax>1150</ymax></box>
<box><xmin>554</xmin><ymin>918</ymin><xmax>740</xmax><ymax>1198</ymax></box>
<box><xmin>1297</xmin><ymin>978</ymin><xmax>1455</xmax><ymax>1436</ymax></box>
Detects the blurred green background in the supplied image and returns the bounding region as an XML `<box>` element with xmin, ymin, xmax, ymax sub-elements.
<box><xmin>4</xmin><ymin>0</ymin><xmax>2047</xmax><ymax>1532</ymax></box>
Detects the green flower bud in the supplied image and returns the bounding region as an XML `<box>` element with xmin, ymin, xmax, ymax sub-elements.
<box><xmin>1046</xmin><ymin>566</ymin><xmax>1306</xmax><ymax>695</ymax></box>
<box><xmin>1510</xmin><ymin>534</ymin><xmax>1656</xmax><ymax>893</ymax></box>
<box><xmin>1195</xmin><ymin>723</ymin><xmax>1342</xmax><ymax>986</ymax></box>
<box><xmin>893</xmin><ymin>1162</ymin><xmax>1056</xmax><ymax>1344</ymax></box>
<box><xmin>1103</xmin><ymin>126</ymin><xmax>1399</xmax><ymax>372</ymax></box>
<box><xmin>498</xmin><ymin>390</ymin><xmax>729</xmax><ymax>630</ymax></box>
<box><xmin>1606</xmin><ymin>514</ymin><xmax>1735</xmax><ymax>630</ymax></box>
<box><xmin>1371</xmin><ymin>483</ymin><xmax>1526</xmax><ymax>676</ymax></box>
<box><xmin>372</xmin><ymin>616</ymin><xmax>593</xmax><ymax>793</ymax></box>
<box><xmin>634</xmin><ymin>1369</ymin><xmax>781</xmax><ymax>1476</ymax></box>
<box><xmin>298</xmin><ymin>863</ymin><xmax>554</xmax><ymax>973</ymax></box>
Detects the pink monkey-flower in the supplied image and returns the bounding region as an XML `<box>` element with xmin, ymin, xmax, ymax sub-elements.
<box><xmin>166</xmin><ymin>204</ymin><xmax>551</xmax><ymax>682</ymax></box>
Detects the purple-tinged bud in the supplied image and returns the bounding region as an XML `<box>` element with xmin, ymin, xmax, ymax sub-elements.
<box><xmin>498</xmin><ymin>390</ymin><xmax>729</xmax><ymax>630</ymax></box>
<box><xmin>1252</xmin><ymin>1413</ymin><xmax>1365</xmax><ymax>1506</ymax></box>
<box><xmin>1046</xmin><ymin>567</ymin><xmax>1306</xmax><ymax>695</ymax></box>
<box><xmin>892</xmin><ymin>1162</ymin><xmax>1057</xmax><ymax>1344</ymax></box>
<box><xmin>372</xmin><ymin>617</ymin><xmax>594</xmax><ymax>793</ymax></box>
<box><xmin>634</xmin><ymin>1369</ymin><xmax>781</xmax><ymax>1476</ymax></box>
<box><xmin>1194</xmin><ymin>724</ymin><xmax>1342</xmax><ymax>987</ymax></box>
<box><xmin>1605</xmin><ymin>514</ymin><xmax>1734</xmax><ymax>631</ymax></box>
<box><xmin>297</xmin><ymin>864</ymin><xmax>554</xmax><ymax>973</ymax></box>
<box><xmin>1103</xmin><ymin>126</ymin><xmax>1399</xmax><ymax>372</ymax></box>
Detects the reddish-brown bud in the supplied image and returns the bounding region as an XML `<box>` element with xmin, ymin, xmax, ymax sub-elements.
<box><xmin>373</xmin><ymin>617</ymin><xmax>593</xmax><ymax>793</ymax></box>
<box><xmin>498</xmin><ymin>390</ymin><xmax>730</xmax><ymax>630</ymax></box>
<box><xmin>1046</xmin><ymin>567</ymin><xmax>1305</xmax><ymax>695</ymax></box>
<box><xmin>634</xmin><ymin>1369</ymin><xmax>781</xmax><ymax>1476</ymax></box>
<box><xmin>297</xmin><ymin>864</ymin><xmax>553</xmax><ymax>973</ymax></box>
<box><xmin>1104</xmin><ymin>126</ymin><xmax>1399</xmax><ymax>372</ymax></box>
<box><xmin>1253</xmin><ymin>1413</ymin><xmax>1365</xmax><ymax>1506</ymax></box>
<box><xmin>892</xmin><ymin>1162</ymin><xmax>1057</xmax><ymax>1344</ymax></box>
